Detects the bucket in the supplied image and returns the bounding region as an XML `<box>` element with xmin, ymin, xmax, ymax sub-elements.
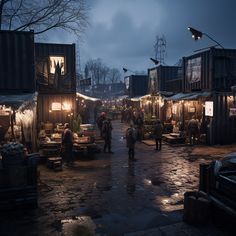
<box><xmin>183</xmin><ymin>191</ymin><xmax>211</xmax><ymax>226</ymax></box>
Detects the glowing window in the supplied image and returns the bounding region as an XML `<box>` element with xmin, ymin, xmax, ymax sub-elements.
<box><xmin>49</xmin><ymin>56</ymin><xmax>65</xmax><ymax>75</ymax></box>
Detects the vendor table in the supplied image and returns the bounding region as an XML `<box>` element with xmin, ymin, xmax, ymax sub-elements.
<box><xmin>162</xmin><ymin>133</ymin><xmax>186</xmax><ymax>144</ymax></box>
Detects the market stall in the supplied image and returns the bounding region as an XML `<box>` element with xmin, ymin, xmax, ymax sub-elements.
<box><xmin>0</xmin><ymin>93</ymin><xmax>38</xmax><ymax>152</ymax></box>
<box><xmin>76</xmin><ymin>92</ymin><xmax>101</xmax><ymax>123</ymax></box>
<box><xmin>163</xmin><ymin>91</ymin><xmax>211</xmax><ymax>144</ymax></box>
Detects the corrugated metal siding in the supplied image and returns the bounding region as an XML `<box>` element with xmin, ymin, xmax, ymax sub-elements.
<box><xmin>148</xmin><ymin>66</ymin><xmax>180</xmax><ymax>94</ymax></box>
<box><xmin>35</xmin><ymin>43</ymin><xmax>76</xmax><ymax>93</ymax></box>
<box><xmin>37</xmin><ymin>94</ymin><xmax>76</xmax><ymax>125</ymax></box>
<box><xmin>159</xmin><ymin>66</ymin><xmax>180</xmax><ymax>91</ymax></box>
<box><xmin>183</xmin><ymin>48</ymin><xmax>236</xmax><ymax>93</ymax></box>
<box><xmin>212</xmin><ymin>92</ymin><xmax>236</xmax><ymax>144</ymax></box>
<box><xmin>212</xmin><ymin>49</ymin><xmax>236</xmax><ymax>91</ymax></box>
<box><xmin>165</xmin><ymin>79</ymin><xmax>182</xmax><ymax>93</ymax></box>
<box><xmin>0</xmin><ymin>30</ymin><xmax>35</xmax><ymax>93</ymax></box>
<box><xmin>130</xmin><ymin>75</ymin><xmax>148</xmax><ymax>97</ymax></box>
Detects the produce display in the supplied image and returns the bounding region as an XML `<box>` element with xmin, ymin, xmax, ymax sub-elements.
<box><xmin>0</xmin><ymin>142</ymin><xmax>24</xmax><ymax>156</ymax></box>
<box><xmin>0</xmin><ymin>142</ymin><xmax>25</xmax><ymax>167</ymax></box>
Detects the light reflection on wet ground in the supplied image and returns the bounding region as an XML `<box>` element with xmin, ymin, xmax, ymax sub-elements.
<box><xmin>0</xmin><ymin>121</ymin><xmax>226</xmax><ymax>235</ymax></box>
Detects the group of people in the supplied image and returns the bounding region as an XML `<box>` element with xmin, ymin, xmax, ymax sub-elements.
<box><xmin>61</xmin><ymin>111</ymin><xmax>203</xmax><ymax>165</ymax></box>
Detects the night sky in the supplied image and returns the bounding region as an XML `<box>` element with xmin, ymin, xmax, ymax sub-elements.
<box><xmin>45</xmin><ymin>0</ymin><xmax>236</xmax><ymax>73</ymax></box>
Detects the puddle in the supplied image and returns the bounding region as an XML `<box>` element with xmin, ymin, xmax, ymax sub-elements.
<box><xmin>61</xmin><ymin>216</ymin><xmax>96</xmax><ymax>236</ymax></box>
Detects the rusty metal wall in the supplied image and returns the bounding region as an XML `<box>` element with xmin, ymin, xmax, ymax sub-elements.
<box><xmin>37</xmin><ymin>94</ymin><xmax>76</xmax><ymax>126</ymax></box>
<box><xmin>35</xmin><ymin>43</ymin><xmax>76</xmax><ymax>94</ymax></box>
<box><xmin>0</xmin><ymin>30</ymin><xmax>35</xmax><ymax>93</ymax></box>
<box><xmin>183</xmin><ymin>48</ymin><xmax>236</xmax><ymax>93</ymax></box>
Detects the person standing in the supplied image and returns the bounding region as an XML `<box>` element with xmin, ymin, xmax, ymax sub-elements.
<box><xmin>153</xmin><ymin>120</ymin><xmax>163</xmax><ymax>151</ymax></box>
<box><xmin>102</xmin><ymin>118</ymin><xmax>113</xmax><ymax>153</ymax></box>
<box><xmin>126</xmin><ymin>124</ymin><xmax>137</xmax><ymax>161</ymax></box>
<box><xmin>135</xmin><ymin>114</ymin><xmax>144</xmax><ymax>141</ymax></box>
<box><xmin>187</xmin><ymin>116</ymin><xmax>199</xmax><ymax>145</ymax></box>
<box><xmin>96</xmin><ymin>112</ymin><xmax>106</xmax><ymax>137</ymax></box>
<box><xmin>61</xmin><ymin>123</ymin><xmax>74</xmax><ymax>165</ymax></box>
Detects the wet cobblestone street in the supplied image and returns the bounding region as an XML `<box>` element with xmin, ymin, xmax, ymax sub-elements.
<box><xmin>0</xmin><ymin>121</ymin><xmax>235</xmax><ymax>236</ymax></box>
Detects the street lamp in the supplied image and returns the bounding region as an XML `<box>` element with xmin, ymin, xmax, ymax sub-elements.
<box><xmin>150</xmin><ymin>58</ymin><xmax>159</xmax><ymax>65</ymax></box>
<box><xmin>187</xmin><ymin>27</ymin><xmax>224</xmax><ymax>49</ymax></box>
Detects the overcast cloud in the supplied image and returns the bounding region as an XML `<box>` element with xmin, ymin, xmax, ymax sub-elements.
<box><xmin>45</xmin><ymin>0</ymin><xmax>236</xmax><ymax>73</ymax></box>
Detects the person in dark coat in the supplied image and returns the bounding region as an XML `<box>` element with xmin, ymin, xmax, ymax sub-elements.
<box><xmin>134</xmin><ymin>114</ymin><xmax>144</xmax><ymax>141</ymax></box>
<box><xmin>61</xmin><ymin>123</ymin><xmax>74</xmax><ymax>165</ymax></box>
<box><xmin>153</xmin><ymin>120</ymin><xmax>163</xmax><ymax>151</ymax></box>
<box><xmin>96</xmin><ymin>112</ymin><xmax>106</xmax><ymax>137</ymax></box>
<box><xmin>187</xmin><ymin>116</ymin><xmax>199</xmax><ymax>145</ymax></box>
<box><xmin>102</xmin><ymin>118</ymin><xmax>113</xmax><ymax>153</ymax></box>
<box><xmin>126</xmin><ymin>124</ymin><xmax>137</xmax><ymax>161</ymax></box>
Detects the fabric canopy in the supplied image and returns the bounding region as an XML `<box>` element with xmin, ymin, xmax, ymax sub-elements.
<box><xmin>0</xmin><ymin>92</ymin><xmax>37</xmax><ymax>110</ymax></box>
<box><xmin>165</xmin><ymin>91</ymin><xmax>211</xmax><ymax>101</ymax></box>
<box><xmin>76</xmin><ymin>92</ymin><xmax>100</xmax><ymax>102</ymax></box>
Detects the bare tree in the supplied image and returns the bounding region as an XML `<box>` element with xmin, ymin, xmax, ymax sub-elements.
<box><xmin>108</xmin><ymin>68</ymin><xmax>121</xmax><ymax>84</ymax></box>
<box><xmin>101</xmin><ymin>65</ymin><xmax>109</xmax><ymax>85</ymax></box>
<box><xmin>0</xmin><ymin>0</ymin><xmax>89</xmax><ymax>36</ymax></box>
<box><xmin>85</xmin><ymin>58</ymin><xmax>103</xmax><ymax>85</ymax></box>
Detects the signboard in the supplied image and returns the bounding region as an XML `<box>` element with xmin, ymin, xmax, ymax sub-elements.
<box><xmin>149</xmin><ymin>69</ymin><xmax>158</xmax><ymax>94</ymax></box>
<box><xmin>205</xmin><ymin>101</ymin><xmax>213</xmax><ymax>117</ymax></box>
<box><xmin>80</xmin><ymin>78</ymin><xmax>91</xmax><ymax>86</ymax></box>
<box><xmin>229</xmin><ymin>108</ymin><xmax>236</xmax><ymax>117</ymax></box>
<box><xmin>51</xmin><ymin>102</ymin><xmax>62</xmax><ymax>111</ymax></box>
<box><xmin>124</xmin><ymin>76</ymin><xmax>130</xmax><ymax>90</ymax></box>
<box><xmin>186</xmin><ymin>57</ymin><xmax>201</xmax><ymax>83</ymax></box>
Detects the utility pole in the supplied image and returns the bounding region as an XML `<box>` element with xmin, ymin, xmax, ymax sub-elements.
<box><xmin>154</xmin><ymin>35</ymin><xmax>167</xmax><ymax>65</ymax></box>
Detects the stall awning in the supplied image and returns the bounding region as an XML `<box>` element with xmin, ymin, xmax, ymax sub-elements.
<box><xmin>0</xmin><ymin>92</ymin><xmax>37</xmax><ymax>110</ymax></box>
<box><xmin>130</xmin><ymin>92</ymin><xmax>173</xmax><ymax>102</ymax></box>
<box><xmin>76</xmin><ymin>92</ymin><xmax>100</xmax><ymax>102</ymax></box>
<box><xmin>165</xmin><ymin>92</ymin><xmax>211</xmax><ymax>101</ymax></box>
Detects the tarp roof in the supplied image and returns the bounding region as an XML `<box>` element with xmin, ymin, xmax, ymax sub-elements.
<box><xmin>0</xmin><ymin>93</ymin><xmax>37</xmax><ymax>110</ymax></box>
<box><xmin>76</xmin><ymin>92</ymin><xmax>100</xmax><ymax>102</ymax></box>
<box><xmin>130</xmin><ymin>92</ymin><xmax>174</xmax><ymax>101</ymax></box>
<box><xmin>165</xmin><ymin>91</ymin><xmax>211</xmax><ymax>101</ymax></box>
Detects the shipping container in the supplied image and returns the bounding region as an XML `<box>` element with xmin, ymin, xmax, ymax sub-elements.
<box><xmin>210</xmin><ymin>92</ymin><xmax>236</xmax><ymax>144</ymax></box>
<box><xmin>183</xmin><ymin>48</ymin><xmax>236</xmax><ymax>93</ymax></box>
<box><xmin>0</xmin><ymin>30</ymin><xmax>35</xmax><ymax>94</ymax></box>
<box><xmin>35</xmin><ymin>43</ymin><xmax>76</xmax><ymax>94</ymax></box>
<box><xmin>125</xmin><ymin>75</ymin><xmax>148</xmax><ymax>97</ymax></box>
<box><xmin>37</xmin><ymin>94</ymin><xmax>76</xmax><ymax>126</ymax></box>
<box><xmin>148</xmin><ymin>65</ymin><xmax>181</xmax><ymax>94</ymax></box>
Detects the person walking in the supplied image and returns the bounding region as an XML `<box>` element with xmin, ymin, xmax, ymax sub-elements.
<box><xmin>126</xmin><ymin>124</ymin><xmax>137</xmax><ymax>161</ymax></box>
<box><xmin>61</xmin><ymin>123</ymin><xmax>74</xmax><ymax>165</ymax></box>
<box><xmin>187</xmin><ymin>115</ymin><xmax>199</xmax><ymax>145</ymax></box>
<box><xmin>102</xmin><ymin>118</ymin><xmax>113</xmax><ymax>153</ymax></box>
<box><xmin>153</xmin><ymin>120</ymin><xmax>163</xmax><ymax>151</ymax></box>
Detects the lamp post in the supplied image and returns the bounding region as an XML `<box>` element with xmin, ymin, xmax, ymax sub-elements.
<box><xmin>187</xmin><ymin>27</ymin><xmax>224</xmax><ymax>49</ymax></box>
